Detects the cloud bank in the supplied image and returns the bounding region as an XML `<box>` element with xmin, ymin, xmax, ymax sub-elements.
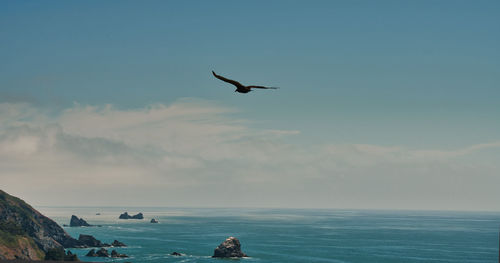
<box><xmin>1</xmin><ymin>99</ymin><xmax>499</xmax><ymax>210</ymax></box>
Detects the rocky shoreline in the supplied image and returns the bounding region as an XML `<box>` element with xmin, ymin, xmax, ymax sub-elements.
<box><xmin>1</xmin><ymin>189</ymin><xmax>250</xmax><ymax>262</ymax></box>
<box><xmin>0</xmin><ymin>190</ymin><xmax>131</xmax><ymax>261</ymax></box>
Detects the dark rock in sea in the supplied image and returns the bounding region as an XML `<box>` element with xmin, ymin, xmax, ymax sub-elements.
<box><xmin>103</xmin><ymin>243</ymin><xmax>111</xmax><ymax>247</ymax></box>
<box><xmin>85</xmin><ymin>249</ymin><xmax>97</xmax><ymax>257</ymax></box>
<box><xmin>150</xmin><ymin>218</ymin><xmax>158</xmax><ymax>223</ymax></box>
<box><xmin>133</xmin><ymin>212</ymin><xmax>144</xmax><ymax>219</ymax></box>
<box><xmin>119</xmin><ymin>212</ymin><xmax>129</xmax><ymax>219</ymax></box>
<box><xmin>111</xmin><ymin>249</ymin><xmax>129</xmax><ymax>258</ymax></box>
<box><xmin>96</xmin><ymin>248</ymin><xmax>109</xmax><ymax>257</ymax></box>
<box><xmin>171</xmin><ymin>251</ymin><xmax>182</xmax><ymax>256</ymax></box>
<box><xmin>78</xmin><ymin>234</ymin><xmax>104</xmax><ymax>247</ymax></box>
<box><xmin>111</xmin><ymin>240</ymin><xmax>127</xmax><ymax>247</ymax></box>
<box><xmin>0</xmin><ymin>189</ymin><xmax>80</xmax><ymax>260</ymax></box>
<box><xmin>70</xmin><ymin>215</ymin><xmax>91</xmax><ymax>227</ymax></box>
<box><xmin>119</xmin><ymin>212</ymin><xmax>144</xmax><ymax>219</ymax></box>
<box><xmin>212</xmin><ymin>237</ymin><xmax>247</xmax><ymax>258</ymax></box>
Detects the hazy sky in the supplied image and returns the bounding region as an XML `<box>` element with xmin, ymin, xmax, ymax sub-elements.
<box><xmin>1</xmin><ymin>1</ymin><xmax>499</xmax><ymax>210</ymax></box>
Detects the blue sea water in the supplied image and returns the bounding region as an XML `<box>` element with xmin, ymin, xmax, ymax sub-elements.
<box><xmin>38</xmin><ymin>207</ymin><xmax>499</xmax><ymax>263</ymax></box>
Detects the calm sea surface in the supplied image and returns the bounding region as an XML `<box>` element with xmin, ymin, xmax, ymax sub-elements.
<box><xmin>38</xmin><ymin>207</ymin><xmax>499</xmax><ymax>263</ymax></box>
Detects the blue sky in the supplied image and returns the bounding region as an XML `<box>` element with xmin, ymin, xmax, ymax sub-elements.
<box><xmin>1</xmin><ymin>1</ymin><xmax>499</xmax><ymax>209</ymax></box>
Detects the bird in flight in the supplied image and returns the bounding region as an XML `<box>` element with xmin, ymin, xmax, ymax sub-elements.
<box><xmin>212</xmin><ymin>71</ymin><xmax>279</xmax><ymax>93</ymax></box>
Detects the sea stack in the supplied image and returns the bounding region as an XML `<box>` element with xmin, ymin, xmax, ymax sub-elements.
<box><xmin>119</xmin><ymin>212</ymin><xmax>144</xmax><ymax>219</ymax></box>
<box><xmin>212</xmin><ymin>237</ymin><xmax>247</xmax><ymax>258</ymax></box>
<box><xmin>150</xmin><ymin>218</ymin><xmax>158</xmax><ymax>223</ymax></box>
<box><xmin>69</xmin><ymin>215</ymin><xmax>91</xmax><ymax>227</ymax></box>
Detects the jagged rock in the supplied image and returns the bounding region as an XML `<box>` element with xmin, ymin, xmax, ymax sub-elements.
<box><xmin>78</xmin><ymin>234</ymin><xmax>104</xmax><ymax>247</ymax></box>
<box><xmin>171</xmin><ymin>251</ymin><xmax>182</xmax><ymax>256</ymax></box>
<box><xmin>119</xmin><ymin>212</ymin><xmax>144</xmax><ymax>219</ymax></box>
<box><xmin>96</xmin><ymin>248</ymin><xmax>109</xmax><ymax>257</ymax></box>
<box><xmin>111</xmin><ymin>240</ymin><xmax>126</xmax><ymax>247</ymax></box>
<box><xmin>70</xmin><ymin>215</ymin><xmax>91</xmax><ymax>227</ymax></box>
<box><xmin>0</xmin><ymin>189</ymin><xmax>80</xmax><ymax>260</ymax></box>
<box><xmin>60</xmin><ymin>237</ymin><xmax>82</xmax><ymax>248</ymax></box>
<box><xmin>131</xmin><ymin>212</ymin><xmax>143</xmax><ymax>219</ymax></box>
<box><xmin>111</xmin><ymin>249</ymin><xmax>128</xmax><ymax>258</ymax></box>
<box><xmin>150</xmin><ymin>218</ymin><xmax>158</xmax><ymax>223</ymax></box>
<box><xmin>212</xmin><ymin>237</ymin><xmax>247</xmax><ymax>258</ymax></box>
<box><xmin>85</xmin><ymin>249</ymin><xmax>97</xmax><ymax>257</ymax></box>
<box><xmin>118</xmin><ymin>212</ymin><xmax>129</xmax><ymax>219</ymax></box>
<box><xmin>87</xmin><ymin>248</ymin><xmax>106</xmax><ymax>257</ymax></box>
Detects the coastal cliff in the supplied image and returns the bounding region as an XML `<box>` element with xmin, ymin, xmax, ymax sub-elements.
<box><xmin>0</xmin><ymin>190</ymin><xmax>78</xmax><ymax>260</ymax></box>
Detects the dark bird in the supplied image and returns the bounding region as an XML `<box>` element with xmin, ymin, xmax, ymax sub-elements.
<box><xmin>212</xmin><ymin>71</ymin><xmax>279</xmax><ymax>93</ymax></box>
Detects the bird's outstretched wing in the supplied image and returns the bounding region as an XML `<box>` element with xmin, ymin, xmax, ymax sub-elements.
<box><xmin>247</xmin><ymin>85</ymin><xmax>279</xmax><ymax>90</ymax></box>
<box><xmin>212</xmin><ymin>71</ymin><xmax>244</xmax><ymax>88</ymax></box>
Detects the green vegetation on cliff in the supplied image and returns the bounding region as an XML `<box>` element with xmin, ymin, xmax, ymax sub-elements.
<box><xmin>0</xmin><ymin>191</ymin><xmax>45</xmax><ymax>260</ymax></box>
<box><xmin>0</xmin><ymin>190</ymin><xmax>78</xmax><ymax>261</ymax></box>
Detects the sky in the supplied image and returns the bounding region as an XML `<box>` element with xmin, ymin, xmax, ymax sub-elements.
<box><xmin>1</xmin><ymin>0</ymin><xmax>499</xmax><ymax>210</ymax></box>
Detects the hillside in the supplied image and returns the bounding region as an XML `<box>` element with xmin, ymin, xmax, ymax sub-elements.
<box><xmin>0</xmin><ymin>190</ymin><xmax>78</xmax><ymax>260</ymax></box>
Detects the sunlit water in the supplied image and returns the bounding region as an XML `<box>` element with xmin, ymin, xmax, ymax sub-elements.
<box><xmin>38</xmin><ymin>207</ymin><xmax>499</xmax><ymax>263</ymax></box>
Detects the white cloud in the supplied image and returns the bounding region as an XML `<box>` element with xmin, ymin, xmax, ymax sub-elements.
<box><xmin>0</xmin><ymin>100</ymin><xmax>499</xmax><ymax>210</ymax></box>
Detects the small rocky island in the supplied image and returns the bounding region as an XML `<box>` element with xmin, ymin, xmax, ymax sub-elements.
<box><xmin>150</xmin><ymin>218</ymin><xmax>158</xmax><ymax>223</ymax></box>
<box><xmin>69</xmin><ymin>215</ymin><xmax>91</xmax><ymax>227</ymax></box>
<box><xmin>119</xmin><ymin>211</ymin><xmax>144</xmax><ymax>219</ymax></box>
<box><xmin>213</xmin><ymin>237</ymin><xmax>248</xmax><ymax>258</ymax></box>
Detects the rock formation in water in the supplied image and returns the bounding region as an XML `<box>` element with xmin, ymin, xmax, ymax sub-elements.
<box><xmin>0</xmin><ymin>189</ymin><xmax>80</xmax><ymax>260</ymax></box>
<box><xmin>86</xmin><ymin>248</ymin><xmax>128</xmax><ymax>258</ymax></box>
<box><xmin>119</xmin><ymin>212</ymin><xmax>144</xmax><ymax>219</ymax></box>
<box><xmin>150</xmin><ymin>218</ymin><xmax>158</xmax><ymax>223</ymax></box>
<box><xmin>111</xmin><ymin>249</ymin><xmax>128</xmax><ymax>258</ymax></box>
<box><xmin>212</xmin><ymin>237</ymin><xmax>248</xmax><ymax>258</ymax></box>
<box><xmin>66</xmin><ymin>235</ymin><xmax>123</xmax><ymax>249</ymax></box>
<box><xmin>77</xmin><ymin>234</ymin><xmax>104</xmax><ymax>247</ymax></box>
<box><xmin>85</xmin><ymin>249</ymin><xmax>97</xmax><ymax>257</ymax></box>
<box><xmin>171</xmin><ymin>251</ymin><xmax>182</xmax><ymax>256</ymax></box>
<box><xmin>69</xmin><ymin>215</ymin><xmax>91</xmax><ymax>227</ymax></box>
<box><xmin>85</xmin><ymin>248</ymin><xmax>109</xmax><ymax>257</ymax></box>
<box><xmin>111</xmin><ymin>240</ymin><xmax>126</xmax><ymax>247</ymax></box>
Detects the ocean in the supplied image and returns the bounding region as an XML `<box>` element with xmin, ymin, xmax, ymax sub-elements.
<box><xmin>38</xmin><ymin>207</ymin><xmax>499</xmax><ymax>263</ymax></box>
